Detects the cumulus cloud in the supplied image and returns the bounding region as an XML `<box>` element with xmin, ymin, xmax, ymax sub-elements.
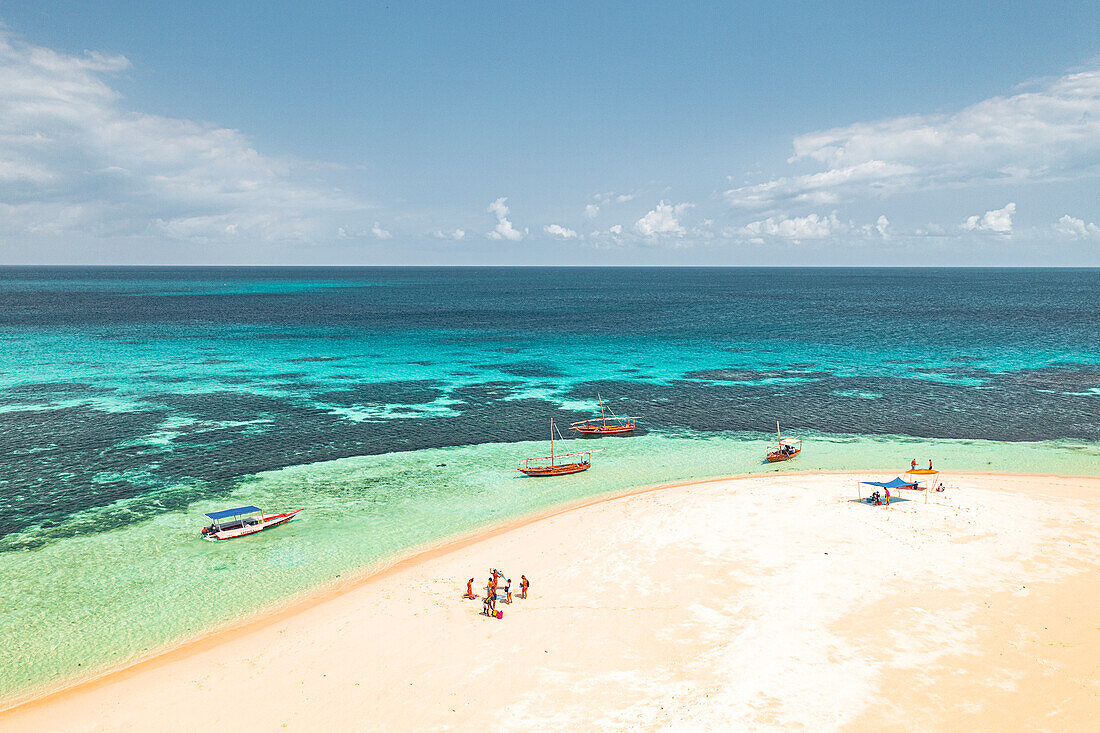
<box><xmin>741</xmin><ymin>213</ymin><xmax>842</xmax><ymax>243</ymax></box>
<box><xmin>370</xmin><ymin>221</ymin><xmax>392</xmax><ymax>239</ymax></box>
<box><xmin>634</xmin><ymin>200</ymin><xmax>692</xmax><ymax>238</ymax></box>
<box><xmin>615</xmin><ymin>193</ymin><xmax>634</xmax><ymax>202</ymax></box>
<box><xmin>738</xmin><ymin>212</ymin><xmax>891</xmax><ymax>244</ymax></box>
<box><xmin>1054</xmin><ymin>214</ymin><xmax>1100</xmax><ymax>239</ymax></box>
<box><xmin>725</xmin><ymin>67</ymin><xmax>1100</xmax><ymax>209</ymax></box>
<box><xmin>962</xmin><ymin>202</ymin><xmax>1015</xmax><ymax>233</ymax></box>
<box><xmin>609</xmin><ymin>224</ymin><xmax>623</xmax><ymax>235</ymax></box>
<box><xmin>543</xmin><ymin>223</ymin><xmax>579</xmax><ymax>239</ymax></box>
<box><xmin>432</xmin><ymin>228</ymin><xmax>466</xmax><ymax>240</ymax></box>
<box><xmin>0</xmin><ymin>30</ymin><xmax>360</xmax><ymax>244</ymax></box>
<box><xmin>486</xmin><ymin>197</ymin><xmax>524</xmax><ymax>241</ymax></box>
<box><xmin>584</xmin><ymin>203</ymin><xmax>600</xmax><ymax>219</ymax></box>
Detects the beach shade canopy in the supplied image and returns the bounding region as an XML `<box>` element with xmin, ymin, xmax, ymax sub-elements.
<box><xmin>205</xmin><ymin>506</ymin><xmax>261</xmax><ymax>520</ymax></box>
<box><xmin>860</xmin><ymin>477</ymin><xmax>916</xmax><ymax>489</ymax></box>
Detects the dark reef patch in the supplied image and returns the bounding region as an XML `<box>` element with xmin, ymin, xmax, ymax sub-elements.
<box><xmin>683</xmin><ymin>368</ymin><xmax>830</xmax><ymax>382</ymax></box>
<box><xmin>316</xmin><ymin>380</ymin><xmax>444</xmax><ymax>406</ymax></box>
<box><xmin>473</xmin><ymin>361</ymin><xmax>564</xmax><ymax>378</ymax></box>
<box><xmin>0</xmin><ymin>405</ymin><xmax>168</xmax><ymax>543</ymax></box>
<box><xmin>8</xmin><ymin>382</ymin><xmax>113</xmax><ymax>395</ymax></box>
<box><xmin>286</xmin><ymin>356</ymin><xmax>344</xmax><ymax>363</ymax></box>
<box><xmin>565</xmin><ymin>374</ymin><xmax>1100</xmax><ymax>442</ymax></box>
<box><xmin>986</xmin><ymin>366</ymin><xmax>1100</xmax><ymax>393</ymax></box>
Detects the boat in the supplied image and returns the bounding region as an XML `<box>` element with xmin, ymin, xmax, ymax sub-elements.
<box><xmin>570</xmin><ymin>393</ymin><xmax>641</xmax><ymax>435</ymax></box>
<box><xmin>200</xmin><ymin>505</ymin><xmax>304</xmax><ymax>541</ymax></box>
<box><xmin>765</xmin><ymin>421</ymin><xmax>802</xmax><ymax>463</ymax></box>
<box><xmin>519</xmin><ymin>418</ymin><xmax>599</xmax><ymax>476</ymax></box>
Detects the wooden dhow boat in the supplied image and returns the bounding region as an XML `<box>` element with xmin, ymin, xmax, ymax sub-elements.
<box><xmin>201</xmin><ymin>505</ymin><xmax>303</xmax><ymax>541</ymax></box>
<box><xmin>570</xmin><ymin>393</ymin><xmax>641</xmax><ymax>436</ymax></box>
<box><xmin>519</xmin><ymin>418</ymin><xmax>599</xmax><ymax>476</ymax></box>
<box><xmin>765</xmin><ymin>421</ymin><xmax>802</xmax><ymax>463</ymax></box>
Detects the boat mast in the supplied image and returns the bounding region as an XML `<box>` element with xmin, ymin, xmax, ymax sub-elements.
<box><xmin>550</xmin><ymin>417</ymin><xmax>555</xmax><ymax>466</ymax></box>
<box><xmin>598</xmin><ymin>392</ymin><xmax>606</xmax><ymax>424</ymax></box>
<box><xmin>777</xmin><ymin>420</ymin><xmax>781</xmax><ymax>445</ymax></box>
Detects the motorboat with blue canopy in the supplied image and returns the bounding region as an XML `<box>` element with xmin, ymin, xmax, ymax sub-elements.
<box><xmin>201</xmin><ymin>505</ymin><xmax>304</xmax><ymax>541</ymax></box>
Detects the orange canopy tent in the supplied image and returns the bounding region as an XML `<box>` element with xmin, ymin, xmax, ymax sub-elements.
<box><xmin>904</xmin><ymin>468</ymin><xmax>940</xmax><ymax>503</ymax></box>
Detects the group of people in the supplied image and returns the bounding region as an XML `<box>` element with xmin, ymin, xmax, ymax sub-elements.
<box><xmin>911</xmin><ymin>458</ymin><xmax>934</xmax><ymax>470</ymax></box>
<box><xmin>462</xmin><ymin>568</ymin><xmax>529</xmax><ymax>618</ymax></box>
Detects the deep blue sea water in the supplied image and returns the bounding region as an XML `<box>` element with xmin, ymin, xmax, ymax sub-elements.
<box><xmin>0</xmin><ymin>267</ymin><xmax>1098</xmax><ymax>699</ymax></box>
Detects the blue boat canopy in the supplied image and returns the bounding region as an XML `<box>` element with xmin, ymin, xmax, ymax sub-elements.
<box><xmin>205</xmin><ymin>505</ymin><xmax>261</xmax><ymax>520</ymax></box>
<box><xmin>859</xmin><ymin>477</ymin><xmax>915</xmax><ymax>489</ymax></box>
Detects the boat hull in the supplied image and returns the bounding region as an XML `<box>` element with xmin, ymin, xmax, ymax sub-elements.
<box><xmin>765</xmin><ymin>450</ymin><xmax>800</xmax><ymax>463</ymax></box>
<box><xmin>518</xmin><ymin>462</ymin><xmax>591</xmax><ymax>477</ymax></box>
<box><xmin>572</xmin><ymin>424</ymin><xmax>635</xmax><ymax>435</ymax></box>
<box><xmin>203</xmin><ymin>509</ymin><xmax>304</xmax><ymax>541</ymax></box>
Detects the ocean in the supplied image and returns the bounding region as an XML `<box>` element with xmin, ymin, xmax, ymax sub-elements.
<box><xmin>1</xmin><ymin>266</ymin><xmax>1098</xmax><ymax>700</ymax></box>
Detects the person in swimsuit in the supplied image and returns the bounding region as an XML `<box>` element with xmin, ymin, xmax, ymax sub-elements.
<box><xmin>520</xmin><ymin>575</ymin><xmax>529</xmax><ymax>599</ymax></box>
<box><xmin>928</xmin><ymin>459</ymin><xmax>933</xmax><ymax>469</ymax></box>
<box><xmin>463</xmin><ymin>578</ymin><xmax>477</xmax><ymax>599</ymax></box>
<box><xmin>505</xmin><ymin>580</ymin><xmax>512</xmax><ymax>604</ymax></box>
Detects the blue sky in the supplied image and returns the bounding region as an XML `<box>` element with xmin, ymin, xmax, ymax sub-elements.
<box><xmin>2</xmin><ymin>1</ymin><xmax>1100</xmax><ymax>265</ymax></box>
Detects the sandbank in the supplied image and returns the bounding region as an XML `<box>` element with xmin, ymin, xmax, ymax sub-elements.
<box><xmin>2</xmin><ymin>471</ymin><xmax>1098</xmax><ymax>731</ymax></box>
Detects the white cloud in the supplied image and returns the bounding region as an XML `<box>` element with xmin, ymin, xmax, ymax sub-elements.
<box><xmin>584</xmin><ymin>203</ymin><xmax>600</xmax><ymax>219</ymax></box>
<box><xmin>737</xmin><ymin>212</ymin><xmax>892</xmax><ymax>244</ymax></box>
<box><xmin>1054</xmin><ymin>214</ymin><xmax>1100</xmax><ymax>239</ymax></box>
<box><xmin>725</xmin><ymin>67</ymin><xmax>1100</xmax><ymax>209</ymax></box>
<box><xmin>543</xmin><ymin>223</ymin><xmax>579</xmax><ymax>239</ymax></box>
<box><xmin>962</xmin><ymin>202</ymin><xmax>1015</xmax><ymax>233</ymax></box>
<box><xmin>609</xmin><ymin>224</ymin><xmax>623</xmax><ymax>235</ymax></box>
<box><xmin>615</xmin><ymin>193</ymin><xmax>635</xmax><ymax>202</ymax></box>
<box><xmin>486</xmin><ymin>197</ymin><xmax>523</xmax><ymax>241</ymax></box>
<box><xmin>371</xmin><ymin>221</ymin><xmax>392</xmax><ymax>239</ymax></box>
<box><xmin>432</xmin><ymin>228</ymin><xmax>466</xmax><ymax>240</ymax></box>
<box><xmin>741</xmin><ymin>212</ymin><xmax>842</xmax><ymax>243</ymax></box>
<box><xmin>634</xmin><ymin>200</ymin><xmax>692</xmax><ymax>238</ymax></box>
<box><xmin>0</xmin><ymin>31</ymin><xmax>361</xmax><ymax>244</ymax></box>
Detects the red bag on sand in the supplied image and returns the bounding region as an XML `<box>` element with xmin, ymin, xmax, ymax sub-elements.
<box><xmin>496</xmin><ymin>611</ymin><xmax>503</xmax><ymax>619</ymax></box>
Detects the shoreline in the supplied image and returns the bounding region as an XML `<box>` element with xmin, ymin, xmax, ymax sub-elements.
<box><xmin>2</xmin><ymin>466</ymin><xmax>1096</xmax><ymax>716</ymax></box>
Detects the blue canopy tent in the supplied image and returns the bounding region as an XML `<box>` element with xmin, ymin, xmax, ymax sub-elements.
<box><xmin>861</xmin><ymin>477</ymin><xmax>916</xmax><ymax>489</ymax></box>
<box><xmin>858</xmin><ymin>477</ymin><xmax>924</xmax><ymax>504</ymax></box>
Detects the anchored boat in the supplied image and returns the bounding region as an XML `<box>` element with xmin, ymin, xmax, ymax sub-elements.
<box><xmin>765</xmin><ymin>421</ymin><xmax>802</xmax><ymax>463</ymax></box>
<box><xmin>519</xmin><ymin>417</ymin><xmax>599</xmax><ymax>476</ymax></box>
<box><xmin>570</xmin><ymin>393</ymin><xmax>641</xmax><ymax>435</ymax></box>
<box><xmin>201</xmin><ymin>505</ymin><xmax>303</xmax><ymax>541</ymax></box>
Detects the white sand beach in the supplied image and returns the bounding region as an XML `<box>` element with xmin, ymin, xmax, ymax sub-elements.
<box><xmin>3</xmin><ymin>472</ymin><xmax>1098</xmax><ymax>731</ymax></box>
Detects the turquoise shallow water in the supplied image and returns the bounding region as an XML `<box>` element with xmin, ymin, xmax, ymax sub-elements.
<box><xmin>1</xmin><ymin>430</ymin><xmax>1099</xmax><ymax>702</ymax></box>
<box><xmin>0</xmin><ymin>267</ymin><xmax>1097</xmax><ymax>702</ymax></box>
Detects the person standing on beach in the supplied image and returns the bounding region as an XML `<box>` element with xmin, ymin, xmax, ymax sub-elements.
<box><xmin>929</xmin><ymin>459</ymin><xmax>933</xmax><ymax>469</ymax></box>
<box><xmin>463</xmin><ymin>578</ymin><xmax>476</xmax><ymax>599</ymax></box>
<box><xmin>520</xmin><ymin>575</ymin><xmax>529</xmax><ymax>599</ymax></box>
<box><xmin>911</xmin><ymin>458</ymin><xmax>917</xmax><ymax>470</ymax></box>
<box><xmin>505</xmin><ymin>579</ymin><xmax>512</xmax><ymax>604</ymax></box>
